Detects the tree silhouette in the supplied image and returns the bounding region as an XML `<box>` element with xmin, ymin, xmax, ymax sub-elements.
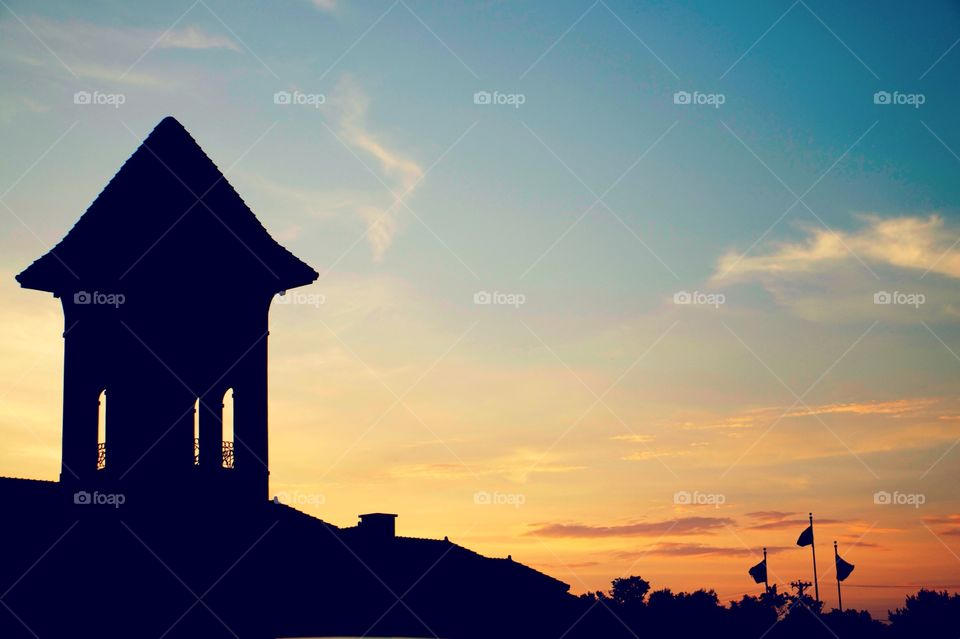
<box><xmin>560</xmin><ymin>574</ymin><xmax>960</xmax><ymax>639</ymax></box>
<box><xmin>609</xmin><ymin>575</ymin><xmax>651</xmax><ymax>606</ymax></box>
<box><xmin>889</xmin><ymin>589</ymin><xmax>960</xmax><ymax>638</ymax></box>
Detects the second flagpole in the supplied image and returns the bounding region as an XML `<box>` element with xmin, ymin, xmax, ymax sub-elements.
<box><xmin>763</xmin><ymin>546</ymin><xmax>769</xmax><ymax>593</ymax></box>
<box><xmin>835</xmin><ymin>541</ymin><xmax>843</xmax><ymax>612</ymax></box>
<box><xmin>810</xmin><ymin>512</ymin><xmax>820</xmax><ymax>603</ymax></box>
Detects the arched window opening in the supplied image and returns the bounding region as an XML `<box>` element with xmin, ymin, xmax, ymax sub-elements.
<box><xmin>193</xmin><ymin>398</ymin><xmax>200</xmax><ymax>466</ymax></box>
<box><xmin>97</xmin><ymin>389</ymin><xmax>107</xmax><ymax>470</ymax></box>
<box><xmin>222</xmin><ymin>388</ymin><xmax>234</xmax><ymax>469</ymax></box>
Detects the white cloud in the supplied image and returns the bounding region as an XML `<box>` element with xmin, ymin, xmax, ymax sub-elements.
<box><xmin>714</xmin><ymin>214</ymin><xmax>960</xmax><ymax>281</ymax></box>
<box><xmin>332</xmin><ymin>76</ymin><xmax>423</xmax><ymax>193</ymax></box>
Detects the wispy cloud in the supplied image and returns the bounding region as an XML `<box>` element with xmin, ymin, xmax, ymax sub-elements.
<box><xmin>783</xmin><ymin>398</ymin><xmax>937</xmax><ymax>419</ymax></box>
<box><xmin>0</xmin><ymin>95</ymin><xmax>51</xmax><ymax>123</ymax></box>
<box><xmin>745</xmin><ymin>511</ymin><xmax>797</xmax><ymax>522</ymax></box>
<box><xmin>742</xmin><ymin>511</ymin><xmax>843</xmax><ymax>531</ymax></box>
<box><xmin>326</xmin><ymin>75</ymin><xmax>424</xmax><ymax>262</ymax></box>
<box><xmin>612</xmin><ymin>433</ymin><xmax>707</xmax><ymax>462</ymax></box>
<box><xmin>390</xmin><ymin>448</ymin><xmax>584</xmax><ymax>482</ymax></box>
<box><xmin>611</xmin><ymin>434</ymin><xmax>656</xmax><ymax>443</ymax></box>
<box><xmin>158</xmin><ymin>25</ymin><xmax>240</xmax><ymax>51</ymax></box>
<box><xmin>622</xmin><ymin>448</ymin><xmax>697</xmax><ymax>462</ymax></box>
<box><xmin>238</xmin><ymin>77</ymin><xmax>424</xmax><ymax>262</ymax></box>
<box><xmin>715</xmin><ymin>214</ymin><xmax>960</xmax><ymax>281</ymax></box>
<box><xmin>679</xmin><ymin>398</ymin><xmax>940</xmax><ymax>433</ymax></box>
<box><xmin>527</xmin><ymin>517</ymin><xmax>735</xmax><ymax>538</ymax></box>
<box><xmin>2</xmin><ymin>17</ymin><xmax>239</xmax><ymax>56</ymax></box>
<box><xmin>613</xmin><ymin>543</ymin><xmax>790</xmax><ymax>559</ymax></box>
<box><xmin>1</xmin><ymin>16</ymin><xmax>238</xmax><ymax>87</ymax></box>
<box><xmin>311</xmin><ymin>0</ymin><xmax>339</xmax><ymax>12</ymax></box>
<box><xmin>922</xmin><ymin>513</ymin><xmax>960</xmax><ymax>536</ymax></box>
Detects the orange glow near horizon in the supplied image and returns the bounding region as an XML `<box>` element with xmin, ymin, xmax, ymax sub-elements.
<box><xmin>2</xmin><ymin>276</ymin><xmax>958</xmax><ymax>620</ymax></box>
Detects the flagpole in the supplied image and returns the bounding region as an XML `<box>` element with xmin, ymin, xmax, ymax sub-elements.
<box><xmin>810</xmin><ymin>513</ymin><xmax>820</xmax><ymax>603</ymax></box>
<box><xmin>834</xmin><ymin>541</ymin><xmax>843</xmax><ymax>612</ymax></box>
<box><xmin>763</xmin><ymin>546</ymin><xmax>769</xmax><ymax>594</ymax></box>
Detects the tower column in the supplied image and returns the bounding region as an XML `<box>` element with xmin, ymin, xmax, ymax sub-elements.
<box><xmin>199</xmin><ymin>391</ymin><xmax>223</xmax><ymax>471</ymax></box>
<box><xmin>61</xmin><ymin>320</ymin><xmax>99</xmax><ymax>483</ymax></box>
<box><xmin>234</xmin><ymin>332</ymin><xmax>269</xmax><ymax>501</ymax></box>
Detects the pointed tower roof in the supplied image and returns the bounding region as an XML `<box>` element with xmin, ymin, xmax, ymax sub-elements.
<box><xmin>17</xmin><ymin>116</ymin><xmax>318</xmax><ymax>293</ymax></box>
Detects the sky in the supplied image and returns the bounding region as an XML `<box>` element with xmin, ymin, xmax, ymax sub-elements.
<box><xmin>1</xmin><ymin>0</ymin><xmax>960</xmax><ymax>618</ymax></box>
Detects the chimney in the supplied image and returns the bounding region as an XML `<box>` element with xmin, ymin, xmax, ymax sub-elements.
<box><xmin>358</xmin><ymin>513</ymin><xmax>398</xmax><ymax>539</ymax></box>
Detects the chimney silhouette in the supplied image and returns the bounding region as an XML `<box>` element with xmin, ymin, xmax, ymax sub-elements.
<box><xmin>358</xmin><ymin>513</ymin><xmax>398</xmax><ymax>539</ymax></box>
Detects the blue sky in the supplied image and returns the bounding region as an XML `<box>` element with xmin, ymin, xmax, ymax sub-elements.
<box><xmin>3</xmin><ymin>0</ymin><xmax>958</xmax><ymax>296</ymax></box>
<box><xmin>2</xmin><ymin>0</ymin><xmax>960</xmax><ymax>614</ymax></box>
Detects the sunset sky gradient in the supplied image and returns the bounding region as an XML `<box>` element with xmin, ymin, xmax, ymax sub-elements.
<box><xmin>1</xmin><ymin>0</ymin><xmax>960</xmax><ymax>618</ymax></box>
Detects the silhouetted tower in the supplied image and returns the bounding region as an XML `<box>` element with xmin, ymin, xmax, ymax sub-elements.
<box><xmin>16</xmin><ymin>117</ymin><xmax>318</xmax><ymax>502</ymax></box>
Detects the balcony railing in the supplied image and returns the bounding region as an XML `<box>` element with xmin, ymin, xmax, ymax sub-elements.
<box><xmin>222</xmin><ymin>441</ymin><xmax>235</xmax><ymax>469</ymax></box>
<box><xmin>95</xmin><ymin>440</ymin><xmax>236</xmax><ymax>471</ymax></box>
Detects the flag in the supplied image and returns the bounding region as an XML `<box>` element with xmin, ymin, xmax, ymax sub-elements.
<box><xmin>836</xmin><ymin>555</ymin><xmax>855</xmax><ymax>581</ymax></box>
<box><xmin>796</xmin><ymin>524</ymin><xmax>814</xmax><ymax>547</ymax></box>
<box><xmin>748</xmin><ymin>558</ymin><xmax>767</xmax><ymax>584</ymax></box>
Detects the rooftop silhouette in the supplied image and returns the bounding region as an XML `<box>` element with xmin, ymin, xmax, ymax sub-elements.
<box><xmin>1</xmin><ymin>117</ymin><xmax>574</xmax><ymax>639</ymax></box>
